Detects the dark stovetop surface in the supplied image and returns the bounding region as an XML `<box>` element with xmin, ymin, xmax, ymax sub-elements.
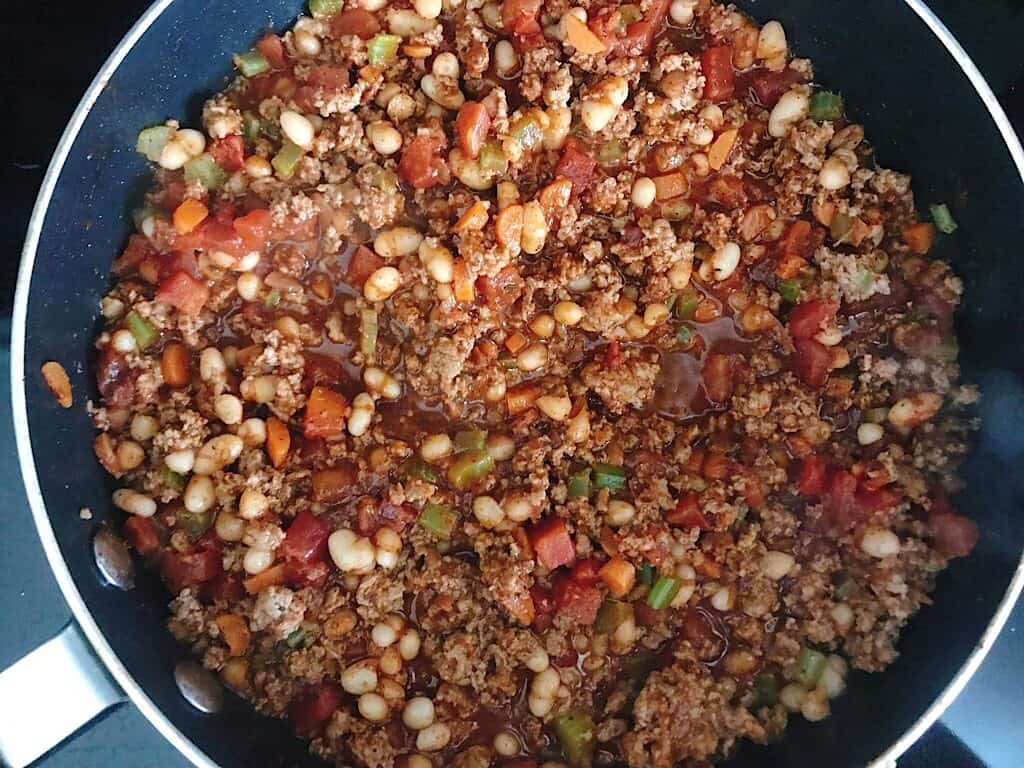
<box><xmin>1</xmin><ymin>1</ymin><xmax>1021</xmax><ymax>766</ymax></box>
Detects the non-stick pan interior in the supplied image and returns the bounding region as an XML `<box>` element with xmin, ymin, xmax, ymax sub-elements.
<box><xmin>16</xmin><ymin>1</ymin><xmax>1024</xmax><ymax>766</ymax></box>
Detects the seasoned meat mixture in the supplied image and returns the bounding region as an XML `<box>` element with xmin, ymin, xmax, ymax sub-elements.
<box><xmin>89</xmin><ymin>0</ymin><xmax>980</xmax><ymax>765</ymax></box>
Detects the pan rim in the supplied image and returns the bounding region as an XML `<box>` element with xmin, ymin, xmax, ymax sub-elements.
<box><xmin>10</xmin><ymin>1</ymin><xmax>1024</xmax><ymax>767</ymax></box>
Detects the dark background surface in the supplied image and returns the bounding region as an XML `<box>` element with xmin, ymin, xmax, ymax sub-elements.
<box><xmin>0</xmin><ymin>1</ymin><xmax>1021</xmax><ymax>766</ymax></box>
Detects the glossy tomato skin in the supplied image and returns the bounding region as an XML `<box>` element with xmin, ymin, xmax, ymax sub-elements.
<box><xmin>398</xmin><ymin>136</ymin><xmax>443</xmax><ymax>189</ymax></box>
<box><xmin>161</xmin><ymin>549</ymin><xmax>222</xmax><ymax>594</ymax></box>
<box><xmin>701</xmin><ymin>46</ymin><xmax>736</xmax><ymax>102</ymax></box>
<box><xmin>551</xmin><ymin>575</ymin><xmax>603</xmax><ymax>625</ymax></box>
<box><xmin>788</xmin><ymin>300</ymin><xmax>839</xmax><ymax>340</ymax></box>
<box><xmin>792</xmin><ymin>338</ymin><xmax>832</xmax><ymax>387</ymax></box>
<box><xmin>279</xmin><ymin>510</ymin><xmax>331</xmax><ymax>565</ymax></box>
<box><xmin>799</xmin><ymin>455</ymin><xmax>829</xmax><ymax>496</ymax></box>
<box><xmin>555</xmin><ymin>140</ymin><xmax>598</xmax><ymax>196</ymax></box>
<box><xmin>455</xmin><ymin>102</ymin><xmax>491</xmax><ymax>159</ymax></box>
<box><xmin>155</xmin><ymin>271</ymin><xmax>210</xmax><ymax>316</ymax></box>
<box><xmin>476</xmin><ymin>266</ymin><xmax>524</xmax><ymax>311</ymax></box>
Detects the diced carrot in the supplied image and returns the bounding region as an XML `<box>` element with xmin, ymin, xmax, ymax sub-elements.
<box><xmin>161</xmin><ymin>343</ymin><xmax>191</xmax><ymax>388</ymax></box>
<box><xmin>527</xmin><ymin>518</ymin><xmax>576</xmax><ymax>570</ymax></box>
<box><xmin>303</xmin><ymin>386</ymin><xmax>348</xmax><ymax>438</ymax></box>
<box><xmin>903</xmin><ymin>222</ymin><xmax>935</xmax><ymax>255</ymax></box>
<box><xmin>506</xmin><ymin>382</ymin><xmax>541</xmax><ymax>415</ymax></box>
<box><xmin>173</xmin><ymin>199</ymin><xmax>209</xmax><ymax>235</ymax></box>
<box><xmin>311</xmin><ymin>465</ymin><xmax>357</xmax><ymax>504</ymax></box>
<box><xmin>266</xmin><ymin>416</ymin><xmax>291</xmax><ymax>468</ymax></box>
<box><xmin>504</xmin><ymin>331</ymin><xmax>529</xmax><ymax>354</ymax></box>
<box><xmin>214</xmin><ymin>614</ymin><xmax>251</xmax><ymax>656</ymax></box>
<box><xmin>453</xmin><ymin>201</ymin><xmax>490</xmax><ymax>233</ymax></box>
<box><xmin>775</xmin><ymin>252</ymin><xmax>807</xmax><ymax>279</ymax></box>
<box><xmin>453</xmin><ymin>260</ymin><xmax>476</xmax><ymax>302</ymax></box>
<box><xmin>243</xmin><ymin>563</ymin><xmax>289</xmax><ymax>594</ymax></box>
<box><xmin>652</xmin><ymin>172</ymin><xmax>689</xmax><ymax>201</ymax></box>
<box><xmin>598</xmin><ymin>557</ymin><xmax>636</xmax><ymax>597</ymax></box>
<box><xmin>707</xmin><ymin>128</ymin><xmax>738</xmax><ymax>171</ymax></box>
<box><xmin>564</xmin><ymin>13</ymin><xmax>607</xmax><ymax>54</ymax></box>
<box><xmin>537</xmin><ymin>178</ymin><xmax>573</xmax><ymax>212</ymax></box>
<box><xmin>454</xmin><ymin>102</ymin><xmax>492</xmax><ymax>159</ymax></box>
<box><xmin>500</xmin><ymin>590</ymin><xmax>536</xmax><ymax>626</ymax></box>
<box><xmin>495</xmin><ymin>203</ymin><xmax>524</xmax><ymax>248</ymax></box>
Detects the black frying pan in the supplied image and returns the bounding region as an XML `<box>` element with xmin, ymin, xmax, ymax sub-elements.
<box><xmin>5</xmin><ymin>0</ymin><xmax>1024</xmax><ymax>766</ymax></box>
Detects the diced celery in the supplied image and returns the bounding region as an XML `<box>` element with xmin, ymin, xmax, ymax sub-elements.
<box><xmin>419</xmin><ymin>502</ymin><xmax>456</xmax><ymax>538</ymax></box>
<box><xmin>309</xmin><ymin>0</ymin><xmax>344</xmax><ymax>17</ymax></box>
<box><xmin>479</xmin><ymin>142</ymin><xmax>509</xmax><ymax>174</ymax></box>
<box><xmin>360</xmin><ymin>309</ymin><xmax>378</xmax><ymax>357</ymax></box>
<box><xmin>674</xmin><ymin>289</ymin><xmax>700</xmax><ymax>319</ymax></box>
<box><xmin>863</xmin><ymin>407</ymin><xmax>889</xmax><ymax>424</ymax></box>
<box><xmin>930</xmin><ymin>203</ymin><xmax>958</xmax><ymax>234</ymax></box>
<box><xmin>367</xmin><ymin>34</ymin><xmax>401</xmax><ymax>65</ymax></box>
<box><xmin>184</xmin><ymin>153</ymin><xmax>228</xmax><ymax>190</ymax></box>
<box><xmin>125</xmin><ymin>311</ymin><xmax>158</xmax><ymax>351</ymax></box>
<box><xmin>136</xmin><ymin>125</ymin><xmax>174</xmax><ymax>162</ymax></box>
<box><xmin>647</xmin><ymin>575</ymin><xmax>681</xmax><ymax>609</ymax></box>
<box><xmin>159</xmin><ymin>465</ymin><xmax>187</xmax><ymax>492</ymax></box>
<box><xmin>399</xmin><ymin>456</ymin><xmax>440</xmax><ymax>484</ymax></box>
<box><xmin>553</xmin><ymin>710</ymin><xmax>595</xmax><ymax>768</ymax></box>
<box><xmin>597</xmin><ymin>140</ymin><xmax>625</xmax><ymax>165</ymax></box>
<box><xmin>264</xmin><ymin>289</ymin><xmax>281</xmax><ymax>308</ymax></box>
<box><xmin>454</xmin><ymin>429</ymin><xmax>487</xmax><ymax>453</ymax></box>
<box><xmin>676</xmin><ymin>324</ymin><xmax>694</xmax><ymax>346</ymax></box>
<box><xmin>795</xmin><ymin>648</ymin><xmax>827</xmax><ymax>687</ymax></box>
<box><xmin>778</xmin><ymin>279</ymin><xmax>801</xmax><ymax>304</ymax></box>
<box><xmin>178</xmin><ymin>506</ymin><xmax>214</xmax><ymax>539</ymax></box>
<box><xmin>233</xmin><ymin>50</ymin><xmax>271</xmax><ymax>78</ymax></box>
<box><xmin>808</xmin><ymin>91</ymin><xmax>844</xmax><ymax>121</ymax></box>
<box><xmin>752</xmin><ymin>673</ymin><xmax>778</xmax><ymax>708</ymax></box>
<box><xmin>447</xmin><ymin>450</ymin><xmax>494</xmax><ymax>490</ymax></box>
<box><xmin>272</xmin><ymin>140</ymin><xmax>304</xmax><ymax>179</ymax></box>
<box><xmin>592</xmin><ymin>463</ymin><xmax>626</xmax><ymax>493</ymax></box>
<box><xmin>637</xmin><ymin>562</ymin><xmax>655</xmax><ymax>586</ymax></box>
<box><xmin>243</xmin><ymin>113</ymin><xmax>262</xmax><ymax>143</ymax></box>
<box><xmin>285</xmin><ymin>627</ymin><xmax>309</xmax><ymax>648</ymax></box>
<box><xmin>854</xmin><ymin>269</ymin><xmax>875</xmax><ymax>293</ymax></box>
<box><xmin>567</xmin><ymin>468</ymin><xmax>592</xmax><ymax>499</ymax></box>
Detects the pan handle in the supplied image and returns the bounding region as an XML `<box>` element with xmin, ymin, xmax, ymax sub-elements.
<box><xmin>0</xmin><ymin>622</ymin><xmax>125</xmax><ymax>768</ymax></box>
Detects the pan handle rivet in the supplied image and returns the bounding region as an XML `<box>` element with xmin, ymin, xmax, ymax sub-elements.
<box><xmin>93</xmin><ymin>526</ymin><xmax>135</xmax><ymax>590</ymax></box>
<box><xmin>174</xmin><ymin>660</ymin><xmax>224</xmax><ymax>714</ymax></box>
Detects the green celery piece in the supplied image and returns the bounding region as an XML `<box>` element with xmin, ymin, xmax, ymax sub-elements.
<box><xmin>243</xmin><ymin>113</ymin><xmax>262</xmax><ymax>143</ymax></box>
<box><xmin>264</xmin><ymin>289</ymin><xmax>281</xmax><ymax>308</ymax></box>
<box><xmin>272</xmin><ymin>140</ymin><xmax>304</xmax><ymax>179</ymax></box>
<box><xmin>597</xmin><ymin>140</ymin><xmax>625</xmax><ymax>165</ymax></box>
<box><xmin>179</xmin><ymin>506</ymin><xmax>214</xmax><ymax>540</ymax></box>
<box><xmin>309</xmin><ymin>0</ymin><xmax>344</xmax><ymax>17</ymax></box>
<box><xmin>637</xmin><ymin>563</ymin><xmax>655</xmax><ymax>586</ymax></box>
<box><xmin>419</xmin><ymin>502</ymin><xmax>456</xmax><ymax>538</ymax></box>
<box><xmin>124</xmin><ymin>311</ymin><xmax>158</xmax><ymax>351</ymax></box>
<box><xmin>567</xmin><ymin>468</ymin><xmax>592</xmax><ymax>499</ymax></box>
<box><xmin>367</xmin><ymin>34</ymin><xmax>401</xmax><ymax>65</ymax></box>
<box><xmin>399</xmin><ymin>456</ymin><xmax>439</xmax><ymax>484</ymax></box>
<box><xmin>752</xmin><ymin>673</ymin><xmax>778</xmax><ymax>708</ymax></box>
<box><xmin>676</xmin><ymin>324</ymin><xmax>694</xmax><ymax>346</ymax></box>
<box><xmin>930</xmin><ymin>203</ymin><xmax>958</xmax><ymax>234</ymax></box>
<box><xmin>592</xmin><ymin>463</ymin><xmax>626</xmax><ymax>493</ymax></box>
<box><xmin>184</xmin><ymin>153</ymin><xmax>228</xmax><ymax>190</ymax></box>
<box><xmin>778</xmin><ymin>279</ymin><xmax>801</xmax><ymax>304</ymax></box>
<box><xmin>795</xmin><ymin>648</ymin><xmax>827</xmax><ymax>687</ymax></box>
<box><xmin>159</xmin><ymin>466</ymin><xmax>187</xmax><ymax>492</ymax></box>
<box><xmin>454</xmin><ymin>429</ymin><xmax>487</xmax><ymax>453</ymax></box>
<box><xmin>447</xmin><ymin>450</ymin><xmax>494</xmax><ymax>491</ymax></box>
<box><xmin>360</xmin><ymin>309</ymin><xmax>378</xmax><ymax>357</ymax></box>
<box><xmin>647</xmin><ymin>575</ymin><xmax>681</xmax><ymax>609</ymax></box>
<box><xmin>554</xmin><ymin>709</ymin><xmax>595</xmax><ymax>767</ymax></box>
<box><xmin>136</xmin><ymin>125</ymin><xmax>174</xmax><ymax>162</ymax></box>
<box><xmin>674</xmin><ymin>290</ymin><xmax>700</xmax><ymax>319</ymax></box>
<box><xmin>808</xmin><ymin>91</ymin><xmax>844</xmax><ymax>120</ymax></box>
<box><xmin>233</xmin><ymin>50</ymin><xmax>271</xmax><ymax>78</ymax></box>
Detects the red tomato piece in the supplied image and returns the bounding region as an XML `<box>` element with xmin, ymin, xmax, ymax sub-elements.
<box><xmin>701</xmin><ymin>46</ymin><xmax>736</xmax><ymax>102</ymax></box>
<box><xmin>603</xmin><ymin>340</ymin><xmax>624</xmax><ymax>369</ymax></box>
<box><xmin>200</xmin><ymin>573</ymin><xmax>245</xmax><ymax>605</ymax></box>
<box><xmin>210</xmin><ymin>134</ymin><xmax>245</xmax><ymax>172</ymax></box>
<box><xmin>356</xmin><ymin>499</ymin><xmax>418</xmax><ymax>536</ymax></box>
<box><xmin>330</xmin><ymin>8</ymin><xmax>381</xmax><ymax>39</ymax></box>
<box><xmin>788</xmin><ymin>300</ymin><xmax>840</xmax><ymax>340</ymax></box>
<box><xmin>820</xmin><ymin>470</ymin><xmax>861</xmax><ymax>531</ymax></box>
<box><xmin>665</xmin><ymin>491</ymin><xmax>712</xmax><ymax>529</ymax></box>
<box><xmin>345</xmin><ymin>245</ymin><xmax>384</xmax><ymax>288</ymax></box>
<box><xmin>290</xmin><ymin>683</ymin><xmax>344</xmax><ymax>738</ymax></box>
<box><xmin>604</xmin><ymin>0</ymin><xmax>669</xmax><ymax>56</ymax></box>
<box><xmin>555</xmin><ymin>141</ymin><xmax>598</xmax><ymax>196</ymax></box>
<box><xmin>528</xmin><ymin>518</ymin><xmax>576</xmax><ymax>571</ymax></box>
<box><xmin>256</xmin><ymin>34</ymin><xmax>287</xmax><ymax>69</ymax></box>
<box><xmin>570</xmin><ymin>558</ymin><xmax>604</xmax><ymax>586</ymax></box>
<box><xmin>279</xmin><ymin>510</ymin><xmax>330</xmax><ymax>565</ymax></box>
<box><xmin>307</xmin><ymin>65</ymin><xmax>350</xmax><ymax>91</ymax></box>
<box><xmin>551</xmin><ymin>576</ymin><xmax>603</xmax><ymax>625</ymax></box>
<box><xmin>798</xmin><ymin>455</ymin><xmax>829</xmax><ymax>496</ymax></box>
<box><xmin>501</xmin><ymin>0</ymin><xmax>542</xmax><ymax>33</ymax></box>
<box><xmin>161</xmin><ymin>549</ymin><xmax>222</xmax><ymax>594</ymax></box>
<box><xmin>155</xmin><ymin>271</ymin><xmax>210</xmax><ymax>316</ymax></box>
<box><xmin>855</xmin><ymin>486</ymin><xmax>901</xmax><ymax>514</ymax></box>
<box><xmin>232</xmin><ymin>208</ymin><xmax>271</xmax><ymax>251</ymax></box>
<box><xmin>123</xmin><ymin>516</ymin><xmax>161</xmax><ymax>556</ymax></box>
<box><xmin>303</xmin><ymin>386</ymin><xmax>349</xmax><ymax>438</ymax></box>
<box><xmin>476</xmin><ymin>266</ymin><xmax>524</xmax><ymax>311</ymax></box>
<box><xmin>928</xmin><ymin>510</ymin><xmax>979</xmax><ymax>559</ymax></box>
<box><xmin>750</xmin><ymin>68</ymin><xmax>806</xmax><ymax>107</ymax></box>
<box><xmin>398</xmin><ymin>136</ymin><xmax>443</xmax><ymax>190</ymax></box>
<box><xmin>113</xmin><ymin>234</ymin><xmax>156</xmax><ymax>276</ymax></box>
<box><xmin>455</xmin><ymin>102</ymin><xmax>491</xmax><ymax>159</ymax></box>
<box><xmin>792</xmin><ymin>337</ymin><xmax>832</xmax><ymax>387</ymax></box>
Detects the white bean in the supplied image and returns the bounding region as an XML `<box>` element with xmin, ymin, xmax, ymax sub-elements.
<box><xmin>399</xmin><ymin>628</ymin><xmax>422</xmax><ymax>660</ymax></box>
<box><xmin>536</xmin><ymin>395</ymin><xmax>571</xmax><ymax>422</ymax></box>
<box><xmin>415</xmin><ymin>722</ymin><xmax>451</xmax><ymax>752</ymax></box>
<box><xmin>193</xmin><ymin>434</ymin><xmax>244</xmax><ymax>475</ymax></box>
<box><xmin>631</xmin><ymin>177</ymin><xmax>656</xmax><ymax>209</ymax></box>
<box><xmin>761</xmin><ymin>551</ymin><xmax>795</xmax><ymax>580</ymax></box>
<box><xmin>184</xmin><ymin>475</ymin><xmax>215</xmax><ymax>514</ymax></box>
<box><xmin>856</xmin><ymin>422</ymin><xmax>884</xmax><ymax>445</ymax></box>
<box><xmin>366</xmin><ymin>121</ymin><xmax>403</xmax><ymax>156</ymax></box>
<box><xmin>581</xmin><ymin>99</ymin><xmax>617</xmax><ymax>133</ymax></box>
<box><xmin>364</xmin><ymin>266</ymin><xmax>402</xmax><ymax>302</ymax></box>
<box><xmin>341</xmin><ymin>663</ymin><xmax>378</xmax><ymax>695</ymax></box>
<box><xmin>112</xmin><ymin>489</ymin><xmax>156</xmax><ymax>518</ymax></box>
<box><xmin>363</xmin><ymin>366</ymin><xmax>402</xmax><ymax>399</ymax></box>
<box><xmin>215</xmin><ymin>510</ymin><xmax>245</xmax><ymax>542</ymax></box>
<box><xmin>819</xmin><ymin>156</ymin><xmax>851</xmax><ymax>190</ymax></box>
<box><xmin>374</xmin><ymin>226</ymin><xmax>423</xmax><ymax>259</ymax></box>
<box><xmin>403</xmin><ymin>697</ymin><xmax>436</xmax><ymax>730</ymax></box>
<box><xmin>242</xmin><ymin>547</ymin><xmax>273</xmax><ymax>575</ymax></box>
<box><xmin>280</xmin><ymin>110</ymin><xmax>315</xmax><ymax>149</ymax></box>
<box><xmin>757</xmin><ymin>21</ymin><xmax>788</xmax><ymax>60</ymax></box>
<box><xmin>348</xmin><ymin>392</ymin><xmax>376</xmax><ymax>437</ymax></box>
<box><xmin>860</xmin><ymin>528</ymin><xmax>901</xmax><ymax>558</ymax></box>
<box><xmin>710</xmin><ymin>242</ymin><xmax>741</xmax><ymax>281</ymax></box>
<box><xmin>214</xmin><ymin>393</ymin><xmax>243</xmax><ymax>425</ymax></box>
<box><xmin>420</xmin><ymin>433</ymin><xmax>453</xmax><ymax>463</ymax></box>
<box><xmin>328</xmin><ymin>529</ymin><xmax>376</xmax><ymax>572</ymax></box>
<box><xmin>358</xmin><ymin>693</ymin><xmax>389</xmax><ymax>723</ymax></box>
<box><xmin>238</xmin><ymin>418</ymin><xmax>267</xmax><ymax>447</ymax></box>
<box><xmin>130</xmin><ymin>414</ymin><xmax>159</xmax><ymax>442</ymax></box>
<box><xmin>238</xmin><ymin>488</ymin><xmax>269</xmax><ymax>520</ymax></box>
<box><xmin>116</xmin><ymin>440</ymin><xmax>145</xmax><ymax>471</ymax></box>
<box><xmin>494</xmin><ymin>40</ymin><xmax>519</xmax><ymax>76</ymax></box>
<box><xmin>768</xmin><ymin>89</ymin><xmax>809</xmax><ymax>138</ymax></box>
<box><xmin>472</xmin><ymin>495</ymin><xmax>505</xmax><ymax>528</ymax></box>
<box><xmin>164</xmin><ymin>449</ymin><xmax>196</xmax><ymax>475</ymax></box>
<box><xmin>199</xmin><ymin>348</ymin><xmax>227</xmax><ymax>382</ymax></box>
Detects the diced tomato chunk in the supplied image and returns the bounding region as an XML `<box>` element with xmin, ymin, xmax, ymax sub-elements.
<box><xmin>232</xmin><ymin>208</ymin><xmax>271</xmax><ymax>251</ymax></box>
<box><xmin>398</xmin><ymin>136</ymin><xmax>443</xmax><ymax>190</ymax></box>
<box><xmin>124</xmin><ymin>516</ymin><xmax>161</xmax><ymax>556</ymax></box>
<box><xmin>303</xmin><ymin>386</ymin><xmax>348</xmax><ymax>438</ymax></box>
<box><xmin>501</xmin><ymin>0</ymin><xmax>542</xmax><ymax>34</ymax></box>
<box><xmin>551</xmin><ymin>576</ymin><xmax>603</xmax><ymax>625</ymax></box>
<box><xmin>279</xmin><ymin>510</ymin><xmax>330</xmax><ymax>565</ymax></box>
<box><xmin>455</xmin><ymin>102</ymin><xmax>491</xmax><ymax>159</ymax></box>
<box><xmin>555</xmin><ymin>141</ymin><xmax>598</xmax><ymax>196</ymax></box>
<box><xmin>792</xmin><ymin>338</ymin><xmax>832</xmax><ymax>387</ymax></box>
<box><xmin>256</xmin><ymin>34</ymin><xmax>287</xmax><ymax>69</ymax></box>
<box><xmin>161</xmin><ymin>549</ymin><xmax>222</xmax><ymax>594</ymax></box>
<box><xmin>290</xmin><ymin>683</ymin><xmax>344</xmax><ymax>738</ymax></box>
<box><xmin>778</xmin><ymin>220</ymin><xmax>821</xmax><ymax>261</ymax></box>
<box><xmin>476</xmin><ymin>266</ymin><xmax>524</xmax><ymax>311</ymax></box>
<box><xmin>820</xmin><ymin>470</ymin><xmax>861</xmax><ymax>531</ymax></box>
<box><xmin>330</xmin><ymin>8</ymin><xmax>381</xmax><ymax>39</ymax></box>
<box><xmin>799</xmin><ymin>455</ymin><xmax>829</xmax><ymax>496</ymax></box>
<box><xmin>356</xmin><ymin>499</ymin><xmax>418</xmax><ymax>536</ymax></box>
<box><xmin>200</xmin><ymin>573</ymin><xmax>245</xmax><ymax>605</ymax></box>
<box><xmin>929</xmin><ymin>510</ymin><xmax>979</xmax><ymax>559</ymax></box>
<box><xmin>855</xmin><ymin>486</ymin><xmax>901</xmax><ymax>514</ymax></box>
<box><xmin>701</xmin><ymin>46</ymin><xmax>736</xmax><ymax>102</ymax></box>
<box><xmin>665</xmin><ymin>491</ymin><xmax>712</xmax><ymax>529</ymax></box>
<box><xmin>345</xmin><ymin>245</ymin><xmax>384</xmax><ymax>288</ymax></box>
<box><xmin>570</xmin><ymin>558</ymin><xmax>603</xmax><ymax>585</ymax></box>
<box><xmin>156</xmin><ymin>271</ymin><xmax>210</xmax><ymax>316</ymax></box>
<box><xmin>306</xmin><ymin>65</ymin><xmax>350</xmax><ymax>91</ymax></box>
<box><xmin>603</xmin><ymin>0</ymin><xmax>669</xmax><ymax>56</ymax></box>
<box><xmin>788</xmin><ymin>300</ymin><xmax>839</xmax><ymax>340</ymax></box>
<box><xmin>603</xmin><ymin>340</ymin><xmax>624</xmax><ymax>369</ymax></box>
<box><xmin>210</xmin><ymin>134</ymin><xmax>245</xmax><ymax>172</ymax></box>
<box><xmin>750</xmin><ymin>68</ymin><xmax>806</xmax><ymax>107</ymax></box>
<box><xmin>527</xmin><ymin>518</ymin><xmax>576</xmax><ymax>570</ymax></box>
